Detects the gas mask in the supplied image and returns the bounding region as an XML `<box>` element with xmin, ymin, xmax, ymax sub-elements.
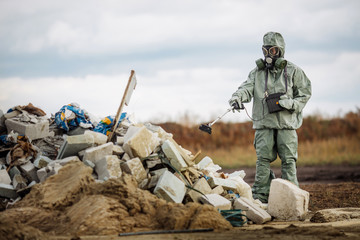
<box><xmin>256</xmin><ymin>45</ymin><xmax>287</xmax><ymax>70</ymax></box>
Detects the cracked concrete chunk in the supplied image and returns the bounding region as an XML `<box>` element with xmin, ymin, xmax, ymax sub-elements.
<box><xmin>268</xmin><ymin>178</ymin><xmax>309</xmax><ymax>221</ymax></box>
<box><xmin>83</xmin><ymin>142</ymin><xmax>114</xmax><ymax>163</ymax></box>
<box><xmin>233</xmin><ymin>197</ymin><xmax>271</xmax><ymax>224</ymax></box>
<box><xmin>121</xmin><ymin>157</ymin><xmax>147</xmax><ymax>183</ymax></box>
<box><xmin>154</xmin><ymin>170</ymin><xmax>186</xmax><ymax>203</ymax></box>
<box><xmin>161</xmin><ymin>139</ymin><xmax>187</xmax><ymax>171</ymax></box>
<box><xmin>123</xmin><ymin>126</ymin><xmax>160</xmax><ymax>158</ymax></box>
<box><xmin>310</xmin><ymin>208</ymin><xmax>360</xmax><ymax>223</ymax></box>
<box><xmin>95</xmin><ymin>155</ymin><xmax>122</xmax><ymax>180</ymax></box>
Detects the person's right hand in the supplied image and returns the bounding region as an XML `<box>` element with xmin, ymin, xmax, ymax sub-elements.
<box><xmin>229</xmin><ymin>96</ymin><xmax>242</xmax><ymax>111</ymax></box>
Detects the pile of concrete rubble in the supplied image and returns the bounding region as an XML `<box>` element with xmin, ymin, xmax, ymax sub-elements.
<box><xmin>0</xmin><ymin>103</ymin><xmax>310</xmax><ymax>224</ymax></box>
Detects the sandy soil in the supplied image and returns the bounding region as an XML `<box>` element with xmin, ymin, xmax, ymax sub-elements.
<box><xmin>1</xmin><ymin>163</ymin><xmax>359</xmax><ymax>240</ymax></box>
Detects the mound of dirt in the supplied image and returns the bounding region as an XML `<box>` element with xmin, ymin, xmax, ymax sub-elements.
<box><xmin>0</xmin><ymin>161</ymin><xmax>232</xmax><ymax>238</ymax></box>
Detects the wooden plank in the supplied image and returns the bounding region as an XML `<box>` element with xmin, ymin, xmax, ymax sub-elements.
<box><xmin>107</xmin><ymin>70</ymin><xmax>137</xmax><ymax>142</ymax></box>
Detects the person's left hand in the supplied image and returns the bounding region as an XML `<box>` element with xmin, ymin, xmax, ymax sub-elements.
<box><xmin>278</xmin><ymin>95</ymin><xmax>294</xmax><ymax>110</ymax></box>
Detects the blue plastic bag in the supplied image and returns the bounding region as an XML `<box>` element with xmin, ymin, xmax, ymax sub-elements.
<box><xmin>93</xmin><ymin>113</ymin><xmax>127</xmax><ymax>136</ymax></box>
<box><xmin>54</xmin><ymin>104</ymin><xmax>93</xmax><ymax>132</ymax></box>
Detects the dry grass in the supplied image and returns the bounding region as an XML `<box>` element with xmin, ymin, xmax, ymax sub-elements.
<box><xmin>159</xmin><ymin>110</ymin><xmax>360</xmax><ymax>168</ymax></box>
<box><xmin>199</xmin><ymin>136</ymin><xmax>360</xmax><ymax>168</ymax></box>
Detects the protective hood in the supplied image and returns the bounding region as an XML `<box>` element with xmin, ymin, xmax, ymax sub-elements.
<box><xmin>263</xmin><ymin>32</ymin><xmax>285</xmax><ymax>58</ymax></box>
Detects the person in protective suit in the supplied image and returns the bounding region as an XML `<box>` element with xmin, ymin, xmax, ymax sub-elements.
<box><xmin>229</xmin><ymin>32</ymin><xmax>312</xmax><ymax>203</ymax></box>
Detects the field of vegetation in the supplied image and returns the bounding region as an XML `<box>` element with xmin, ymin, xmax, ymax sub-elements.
<box><xmin>158</xmin><ymin>109</ymin><xmax>360</xmax><ymax>169</ymax></box>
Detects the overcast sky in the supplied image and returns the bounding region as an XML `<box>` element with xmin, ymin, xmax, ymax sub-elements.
<box><xmin>0</xmin><ymin>0</ymin><xmax>359</xmax><ymax>124</ymax></box>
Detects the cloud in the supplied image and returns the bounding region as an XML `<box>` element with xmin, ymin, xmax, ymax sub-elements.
<box><xmin>2</xmin><ymin>0</ymin><xmax>359</xmax><ymax>56</ymax></box>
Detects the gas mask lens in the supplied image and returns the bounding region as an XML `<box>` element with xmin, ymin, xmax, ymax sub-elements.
<box><xmin>262</xmin><ymin>46</ymin><xmax>280</xmax><ymax>57</ymax></box>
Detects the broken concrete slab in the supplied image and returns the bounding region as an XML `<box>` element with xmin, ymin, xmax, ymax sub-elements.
<box><xmin>0</xmin><ymin>169</ymin><xmax>12</xmax><ymax>185</ymax></box>
<box><xmin>197</xmin><ymin>156</ymin><xmax>213</xmax><ymax>170</ymax></box>
<box><xmin>233</xmin><ymin>197</ymin><xmax>272</xmax><ymax>224</ymax></box>
<box><xmin>154</xmin><ymin>170</ymin><xmax>186</xmax><ymax>203</ymax></box>
<box><xmin>168</xmin><ymin>138</ymin><xmax>195</xmax><ymax>166</ymax></box>
<box><xmin>199</xmin><ymin>193</ymin><xmax>232</xmax><ymax>210</ymax></box>
<box><xmin>123</xmin><ymin>126</ymin><xmax>160</xmax><ymax>159</ymax></box>
<box><xmin>310</xmin><ymin>208</ymin><xmax>360</xmax><ymax>223</ymax></box>
<box><xmin>161</xmin><ymin>139</ymin><xmax>187</xmax><ymax>171</ymax></box>
<box><xmin>186</xmin><ymin>177</ymin><xmax>212</xmax><ymax>203</ymax></box>
<box><xmin>208</xmin><ymin>177</ymin><xmax>238</xmax><ymax>192</ymax></box>
<box><xmin>267</xmin><ymin>178</ymin><xmax>309</xmax><ymax>221</ymax></box>
<box><xmin>120</xmin><ymin>157</ymin><xmax>147</xmax><ymax>183</ymax></box>
<box><xmin>5</xmin><ymin>118</ymin><xmax>49</xmax><ymax>140</ymax></box>
<box><xmin>116</xmin><ymin>136</ymin><xmax>124</xmax><ymax>145</ymax></box>
<box><xmin>95</xmin><ymin>155</ymin><xmax>122</xmax><ymax>180</ymax></box>
<box><xmin>84</xmin><ymin>130</ymin><xmax>107</xmax><ymax>145</ymax></box>
<box><xmin>57</xmin><ymin>134</ymin><xmax>94</xmax><ymax>159</ymax></box>
<box><xmin>0</xmin><ymin>183</ymin><xmax>18</xmax><ymax>199</ymax></box>
<box><xmin>83</xmin><ymin>142</ymin><xmax>114</xmax><ymax>163</ymax></box>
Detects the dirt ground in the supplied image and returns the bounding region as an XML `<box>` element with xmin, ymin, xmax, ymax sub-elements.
<box><xmin>1</xmin><ymin>164</ymin><xmax>360</xmax><ymax>240</ymax></box>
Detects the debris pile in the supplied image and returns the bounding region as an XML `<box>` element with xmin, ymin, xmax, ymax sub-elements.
<box><xmin>0</xmin><ymin>102</ymin><xmax>309</xmax><ymax>236</ymax></box>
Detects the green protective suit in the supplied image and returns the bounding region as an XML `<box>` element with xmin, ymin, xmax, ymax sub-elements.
<box><xmin>231</xmin><ymin>32</ymin><xmax>312</xmax><ymax>203</ymax></box>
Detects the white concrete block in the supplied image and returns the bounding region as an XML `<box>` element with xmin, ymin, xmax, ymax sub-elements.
<box><xmin>154</xmin><ymin>170</ymin><xmax>186</xmax><ymax>203</ymax></box>
<box><xmin>95</xmin><ymin>155</ymin><xmax>122</xmax><ymax>180</ymax></box>
<box><xmin>12</xmin><ymin>174</ymin><xmax>27</xmax><ymax>190</ymax></box>
<box><xmin>83</xmin><ymin>142</ymin><xmax>114</xmax><ymax>163</ymax></box>
<box><xmin>233</xmin><ymin>197</ymin><xmax>272</xmax><ymax>224</ymax></box>
<box><xmin>121</xmin><ymin>157</ymin><xmax>147</xmax><ymax>183</ymax></box>
<box><xmin>19</xmin><ymin>161</ymin><xmax>39</xmax><ymax>182</ymax></box>
<box><xmin>57</xmin><ymin>134</ymin><xmax>94</xmax><ymax>159</ymax></box>
<box><xmin>37</xmin><ymin>167</ymin><xmax>48</xmax><ymax>182</ymax></box>
<box><xmin>211</xmin><ymin>185</ymin><xmax>224</xmax><ymax>195</ymax></box>
<box><xmin>121</xmin><ymin>153</ymin><xmax>131</xmax><ymax>161</ymax></box>
<box><xmin>0</xmin><ymin>169</ymin><xmax>12</xmax><ymax>185</ymax></box>
<box><xmin>5</xmin><ymin>118</ymin><xmax>49</xmax><ymax>140</ymax></box>
<box><xmin>161</xmin><ymin>139</ymin><xmax>187</xmax><ymax>171</ymax></box>
<box><xmin>199</xmin><ymin>194</ymin><xmax>232</xmax><ymax>210</ymax></box>
<box><xmin>187</xmin><ymin>177</ymin><xmax>212</xmax><ymax>203</ymax></box>
<box><xmin>267</xmin><ymin>178</ymin><xmax>309</xmax><ymax>221</ymax></box>
<box><xmin>123</xmin><ymin>126</ymin><xmax>160</xmax><ymax>158</ymax></box>
<box><xmin>36</xmin><ymin>163</ymin><xmax>63</xmax><ymax>182</ymax></box>
<box><xmin>84</xmin><ymin>130</ymin><xmax>107</xmax><ymax>145</ymax></box>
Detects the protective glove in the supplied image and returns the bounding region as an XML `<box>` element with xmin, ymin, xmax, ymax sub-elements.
<box><xmin>229</xmin><ymin>96</ymin><xmax>242</xmax><ymax>112</ymax></box>
<box><xmin>278</xmin><ymin>95</ymin><xmax>294</xmax><ymax>111</ymax></box>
